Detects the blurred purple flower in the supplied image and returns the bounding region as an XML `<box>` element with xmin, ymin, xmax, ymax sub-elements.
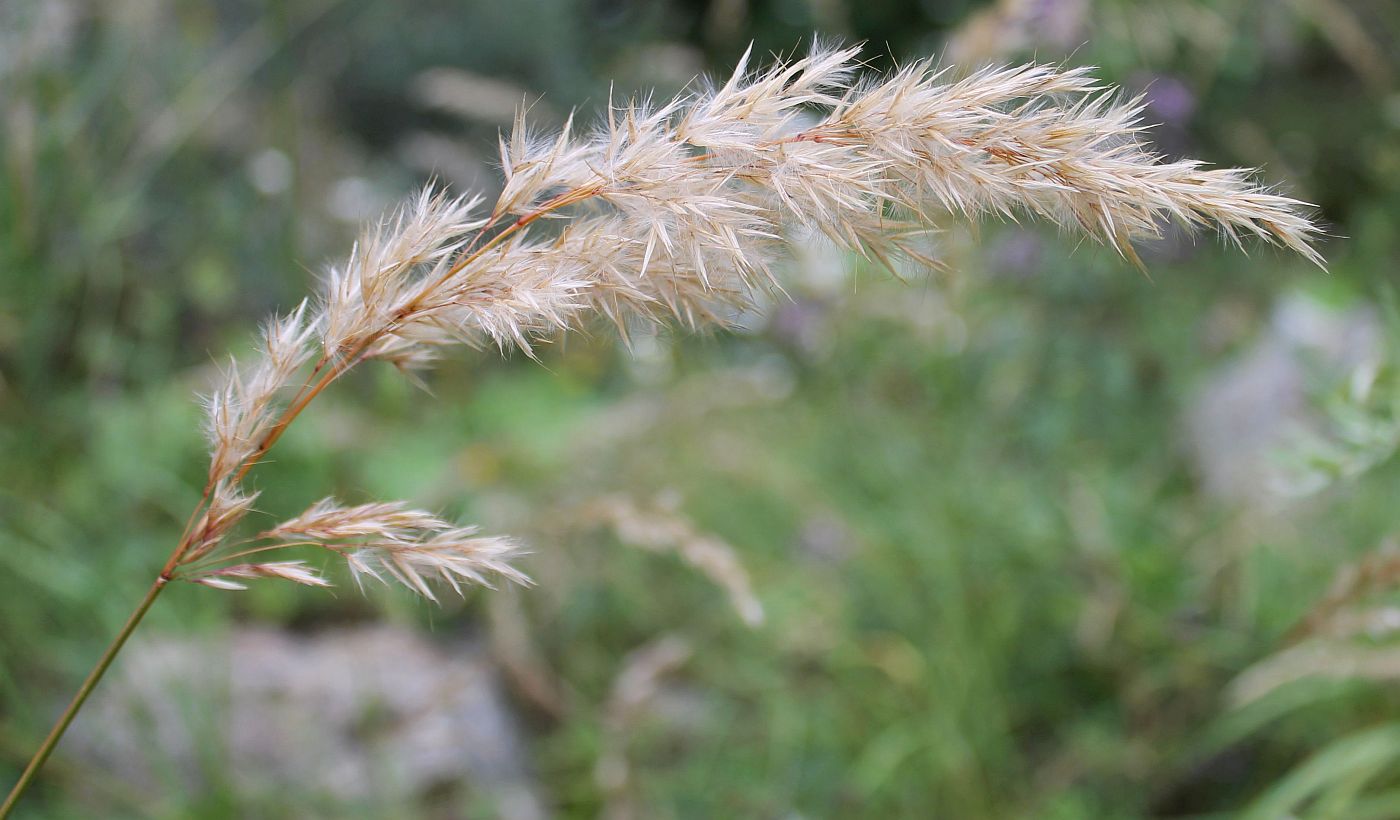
<box><xmin>771</xmin><ymin>297</ymin><xmax>833</xmax><ymax>358</ymax></box>
<box><xmin>1135</xmin><ymin>73</ymin><xmax>1197</xmax><ymax>127</ymax></box>
<box><xmin>990</xmin><ymin>229</ymin><xmax>1046</xmax><ymax>279</ymax></box>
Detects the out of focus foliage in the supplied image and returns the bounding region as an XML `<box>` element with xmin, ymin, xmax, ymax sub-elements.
<box><xmin>2</xmin><ymin>0</ymin><xmax>1399</xmax><ymax>817</ymax></box>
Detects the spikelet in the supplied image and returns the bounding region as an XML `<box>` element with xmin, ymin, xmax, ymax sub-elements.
<box><xmin>184</xmin><ymin>485</ymin><xmax>261</xmax><ymax>562</ymax></box>
<box><xmin>320</xmin><ymin>189</ymin><xmax>486</xmax><ymax>357</ymax></box>
<box><xmin>258</xmin><ymin>498</ymin><xmax>530</xmax><ymax>601</ymax></box>
<box><xmin>189</xmin><ymin>561</ymin><xmax>330</xmax><ymax>591</ymax></box>
<box><xmin>263</xmin><ymin>497</ymin><xmax>453</xmax><ymax>543</ymax></box>
<box><xmin>202</xmin><ymin>301</ymin><xmax>317</xmax><ymax>485</ymax></box>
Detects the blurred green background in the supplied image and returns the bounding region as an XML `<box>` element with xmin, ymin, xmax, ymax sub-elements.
<box><xmin>2</xmin><ymin>0</ymin><xmax>1399</xmax><ymax>817</ymax></box>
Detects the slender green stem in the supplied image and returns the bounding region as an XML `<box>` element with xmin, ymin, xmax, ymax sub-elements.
<box><xmin>0</xmin><ymin>148</ymin><xmax>625</xmax><ymax>818</ymax></box>
<box><xmin>1</xmin><ymin>576</ymin><xmax>169</xmax><ymax>818</ymax></box>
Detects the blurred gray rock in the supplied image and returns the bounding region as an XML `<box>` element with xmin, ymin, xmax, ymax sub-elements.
<box><xmin>70</xmin><ymin>625</ymin><xmax>548</xmax><ymax>818</ymax></box>
<box><xmin>1184</xmin><ymin>291</ymin><xmax>1382</xmax><ymax>506</ymax></box>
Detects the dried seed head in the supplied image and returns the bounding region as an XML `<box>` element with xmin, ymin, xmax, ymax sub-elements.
<box><xmin>186</xmin><ymin>43</ymin><xmax>1325</xmax><ymax>607</ymax></box>
<box><xmin>357</xmin><ymin>44</ymin><xmax>1321</xmax><ymax>370</ymax></box>
<box><xmin>203</xmin><ymin>45</ymin><xmax>1323</xmax><ymax>440</ymax></box>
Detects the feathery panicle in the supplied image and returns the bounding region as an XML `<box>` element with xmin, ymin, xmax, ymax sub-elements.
<box><xmin>179</xmin><ymin>42</ymin><xmax>1323</xmax><ymax>595</ymax></box>
<box><xmin>361</xmin><ymin>42</ymin><xmax>1320</xmax><ymax>370</ymax></box>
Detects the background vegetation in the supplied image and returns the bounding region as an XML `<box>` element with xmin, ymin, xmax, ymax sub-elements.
<box><xmin>2</xmin><ymin>0</ymin><xmax>1398</xmax><ymax>816</ymax></box>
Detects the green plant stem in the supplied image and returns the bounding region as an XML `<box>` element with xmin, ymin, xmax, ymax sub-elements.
<box><xmin>0</xmin><ymin>141</ymin><xmax>632</xmax><ymax>818</ymax></box>
<box><xmin>0</xmin><ymin>576</ymin><xmax>169</xmax><ymax>819</ymax></box>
